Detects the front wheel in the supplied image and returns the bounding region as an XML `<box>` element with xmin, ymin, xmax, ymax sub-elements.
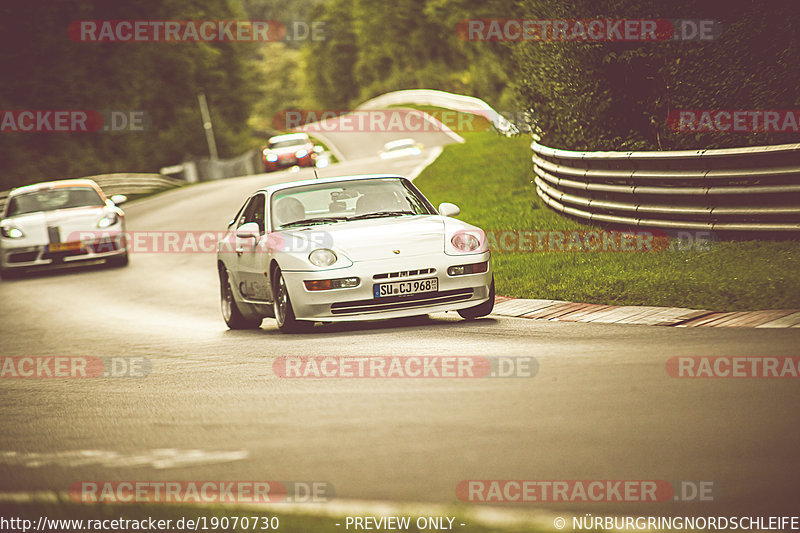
<box><xmin>273</xmin><ymin>269</ymin><xmax>311</xmax><ymax>333</ymax></box>
<box><xmin>220</xmin><ymin>267</ymin><xmax>262</xmax><ymax>329</ymax></box>
<box><xmin>458</xmin><ymin>277</ymin><xmax>495</xmax><ymax>320</ymax></box>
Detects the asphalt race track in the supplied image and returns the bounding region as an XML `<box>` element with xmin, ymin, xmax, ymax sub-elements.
<box><xmin>1</xmin><ymin>123</ymin><xmax>799</xmax><ymax>519</ymax></box>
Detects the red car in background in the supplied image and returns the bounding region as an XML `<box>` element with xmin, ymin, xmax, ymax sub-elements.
<box><xmin>261</xmin><ymin>133</ymin><xmax>317</xmax><ymax>172</ymax></box>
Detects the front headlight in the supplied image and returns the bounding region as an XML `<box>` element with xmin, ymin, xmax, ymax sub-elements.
<box><xmin>451</xmin><ymin>232</ymin><xmax>480</xmax><ymax>252</ymax></box>
<box><xmin>295</xmin><ymin>149</ymin><xmax>308</xmax><ymax>158</ymax></box>
<box><xmin>1</xmin><ymin>226</ymin><xmax>24</xmax><ymax>239</ymax></box>
<box><xmin>308</xmin><ymin>248</ymin><xmax>337</xmax><ymax>267</ymax></box>
<box><xmin>265</xmin><ymin>153</ymin><xmax>278</xmax><ymax>162</ymax></box>
<box><xmin>98</xmin><ymin>214</ymin><xmax>118</xmax><ymax>228</ymax></box>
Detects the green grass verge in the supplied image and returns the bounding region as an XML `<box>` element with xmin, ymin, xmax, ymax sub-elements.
<box><xmin>413</xmin><ymin>129</ymin><xmax>800</xmax><ymax>311</ymax></box>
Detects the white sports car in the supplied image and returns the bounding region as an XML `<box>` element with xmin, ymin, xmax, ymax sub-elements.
<box><xmin>379</xmin><ymin>138</ymin><xmax>423</xmax><ymax>159</ymax></box>
<box><xmin>216</xmin><ymin>174</ymin><xmax>494</xmax><ymax>332</ymax></box>
<box><xmin>0</xmin><ymin>179</ymin><xmax>128</xmax><ymax>279</ymax></box>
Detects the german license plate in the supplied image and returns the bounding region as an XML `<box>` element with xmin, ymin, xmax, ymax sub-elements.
<box><xmin>48</xmin><ymin>241</ymin><xmax>83</xmax><ymax>252</ymax></box>
<box><xmin>374</xmin><ymin>277</ymin><xmax>438</xmax><ymax>298</ymax></box>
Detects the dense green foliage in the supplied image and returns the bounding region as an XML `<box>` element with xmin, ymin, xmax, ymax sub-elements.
<box><xmin>303</xmin><ymin>0</ymin><xmax>517</xmax><ymax>109</ymax></box>
<box><xmin>2</xmin><ymin>0</ymin><xmax>797</xmax><ymax>190</ymax></box>
<box><xmin>0</xmin><ymin>0</ymin><xmax>263</xmax><ymax>190</ymax></box>
<box><xmin>511</xmin><ymin>0</ymin><xmax>800</xmax><ymax>150</ymax></box>
<box><xmin>305</xmin><ymin>0</ymin><xmax>799</xmax><ymax>149</ymax></box>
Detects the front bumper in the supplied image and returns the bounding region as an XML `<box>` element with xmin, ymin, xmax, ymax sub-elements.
<box><xmin>1</xmin><ymin>236</ymin><xmax>127</xmax><ymax>272</ymax></box>
<box><xmin>281</xmin><ymin>251</ymin><xmax>492</xmax><ymax>322</ymax></box>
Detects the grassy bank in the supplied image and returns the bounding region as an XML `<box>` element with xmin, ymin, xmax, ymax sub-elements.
<box><xmin>414</xmin><ymin>128</ymin><xmax>800</xmax><ymax>311</ymax></box>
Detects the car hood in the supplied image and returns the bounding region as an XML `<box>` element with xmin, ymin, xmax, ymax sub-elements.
<box><xmin>280</xmin><ymin>215</ymin><xmax>475</xmax><ymax>262</ymax></box>
<box><xmin>3</xmin><ymin>206</ymin><xmax>115</xmax><ymax>243</ymax></box>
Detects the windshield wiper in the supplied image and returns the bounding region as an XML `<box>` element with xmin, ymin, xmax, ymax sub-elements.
<box><xmin>279</xmin><ymin>216</ymin><xmax>349</xmax><ymax>228</ymax></box>
<box><xmin>346</xmin><ymin>210</ymin><xmax>416</xmax><ymax>221</ymax></box>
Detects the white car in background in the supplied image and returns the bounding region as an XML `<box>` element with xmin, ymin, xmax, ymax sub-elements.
<box><xmin>379</xmin><ymin>138</ymin><xmax>423</xmax><ymax>159</ymax></box>
<box><xmin>0</xmin><ymin>179</ymin><xmax>128</xmax><ymax>279</ymax></box>
<box><xmin>216</xmin><ymin>174</ymin><xmax>494</xmax><ymax>332</ymax></box>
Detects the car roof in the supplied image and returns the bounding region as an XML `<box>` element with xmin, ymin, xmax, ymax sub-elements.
<box><xmin>9</xmin><ymin>179</ymin><xmax>104</xmax><ymax>198</ymax></box>
<box><xmin>255</xmin><ymin>174</ymin><xmax>407</xmax><ymax>195</ymax></box>
<box><xmin>267</xmin><ymin>132</ymin><xmax>310</xmax><ymax>143</ymax></box>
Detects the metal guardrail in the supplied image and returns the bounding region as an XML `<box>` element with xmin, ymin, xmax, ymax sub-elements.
<box><xmin>193</xmin><ymin>150</ymin><xmax>260</xmax><ymax>181</ymax></box>
<box><xmin>0</xmin><ymin>173</ymin><xmax>185</xmax><ymax>214</ymax></box>
<box><xmin>532</xmin><ymin>141</ymin><xmax>800</xmax><ymax>232</ymax></box>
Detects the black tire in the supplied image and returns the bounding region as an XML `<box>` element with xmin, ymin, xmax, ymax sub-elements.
<box><xmin>273</xmin><ymin>268</ymin><xmax>311</xmax><ymax>333</ymax></box>
<box><xmin>220</xmin><ymin>267</ymin><xmax>263</xmax><ymax>329</ymax></box>
<box><xmin>107</xmin><ymin>253</ymin><xmax>129</xmax><ymax>267</ymax></box>
<box><xmin>458</xmin><ymin>277</ymin><xmax>495</xmax><ymax>320</ymax></box>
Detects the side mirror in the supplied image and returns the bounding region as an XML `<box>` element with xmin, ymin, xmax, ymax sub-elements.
<box><xmin>438</xmin><ymin>202</ymin><xmax>460</xmax><ymax>217</ymax></box>
<box><xmin>110</xmin><ymin>194</ymin><xmax>127</xmax><ymax>205</ymax></box>
<box><xmin>235</xmin><ymin>222</ymin><xmax>260</xmax><ymax>240</ymax></box>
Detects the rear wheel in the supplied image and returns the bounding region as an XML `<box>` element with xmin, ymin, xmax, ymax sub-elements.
<box><xmin>220</xmin><ymin>267</ymin><xmax>262</xmax><ymax>329</ymax></box>
<box><xmin>458</xmin><ymin>277</ymin><xmax>495</xmax><ymax>320</ymax></box>
<box><xmin>273</xmin><ymin>268</ymin><xmax>311</xmax><ymax>333</ymax></box>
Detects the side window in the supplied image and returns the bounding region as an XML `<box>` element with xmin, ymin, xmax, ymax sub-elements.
<box><xmin>229</xmin><ymin>202</ymin><xmax>247</xmax><ymax>227</ymax></box>
<box><xmin>241</xmin><ymin>194</ymin><xmax>266</xmax><ymax>234</ymax></box>
<box><xmin>236</xmin><ymin>198</ymin><xmax>254</xmax><ymax>228</ymax></box>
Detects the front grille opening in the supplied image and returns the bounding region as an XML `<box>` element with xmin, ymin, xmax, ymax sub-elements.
<box><xmin>373</xmin><ymin>267</ymin><xmax>436</xmax><ymax>280</ymax></box>
<box><xmin>8</xmin><ymin>251</ymin><xmax>39</xmax><ymax>263</ymax></box>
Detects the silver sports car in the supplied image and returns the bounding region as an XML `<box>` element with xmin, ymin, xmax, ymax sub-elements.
<box><xmin>216</xmin><ymin>174</ymin><xmax>494</xmax><ymax>332</ymax></box>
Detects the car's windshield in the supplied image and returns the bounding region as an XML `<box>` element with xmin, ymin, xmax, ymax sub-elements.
<box><xmin>268</xmin><ymin>138</ymin><xmax>308</xmax><ymax>149</ymax></box>
<box><xmin>6</xmin><ymin>187</ymin><xmax>105</xmax><ymax>216</ymax></box>
<box><xmin>271</xmin><ymin>178</ymin><xmax>435</xmax><ymax>229</ymax></box>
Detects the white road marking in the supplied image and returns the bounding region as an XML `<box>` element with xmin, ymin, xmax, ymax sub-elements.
<box><xmin>0</xmin><ymin>448</ymin><xmax>248</xmax><ymax>469</ymax></box>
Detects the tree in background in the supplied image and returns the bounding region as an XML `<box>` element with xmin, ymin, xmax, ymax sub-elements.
<box><xmin>303</xmin><ymin>0</ymin><xmax>360</xmax><ymax>108</ymax></box>
<box><xmin>302</xmin><ymin>0</ymin><xmax>516</xmax><ymax>109</ymax></box>
<box><xmin>238</xmin><ymin>0</ymin><xmax>321</xmax><ymax>138</ymax></box>
<box><xmin>511</xmin><ymin>0</ymin><xmax>800</xmax><ymax>150</ymax></box>
<box><xmin>0</xmin><ymin>0</ymin><xmax>262</xmax><ymax>190</ymax></box>
<box><xmin>3</xmin><ymin>0</ymin><xmax>797</xmax><ymax>192</ymax></box>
